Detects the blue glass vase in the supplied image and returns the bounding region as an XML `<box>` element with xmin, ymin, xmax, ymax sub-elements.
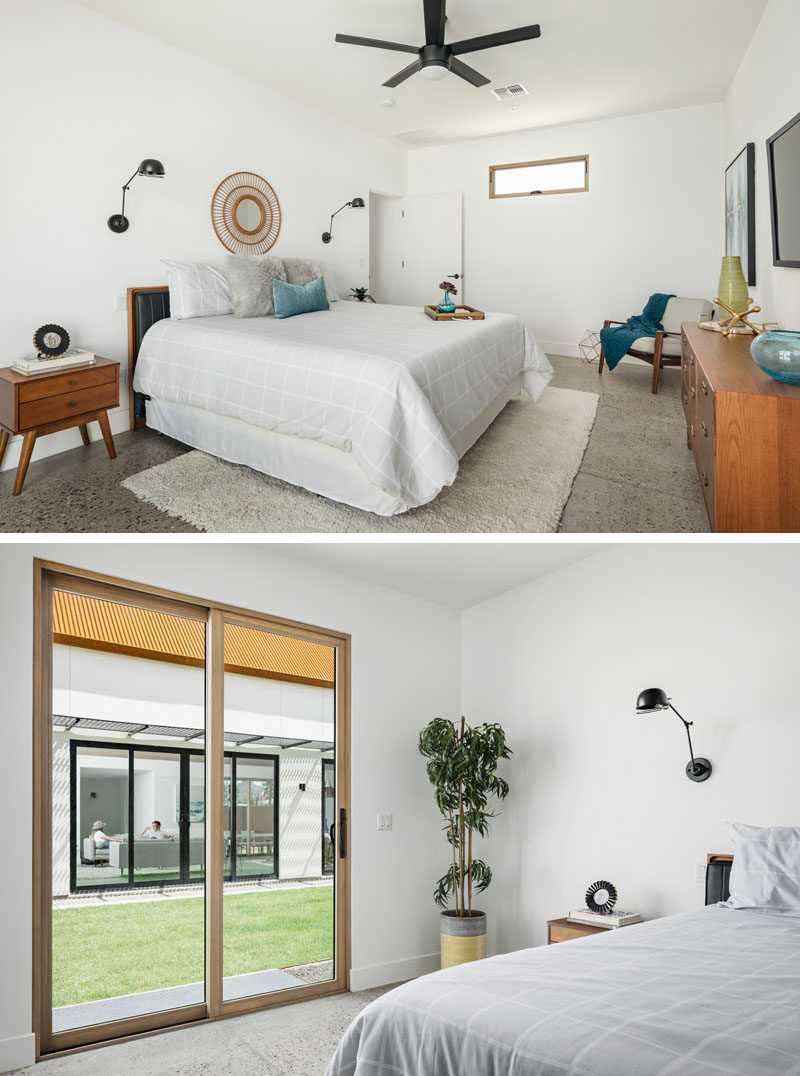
<box><xmin>438</xmin><ymin>290</ymin><xmax>456</xmax><ymax>314</ymax></box>
<box><xmin>751</xmin><ymin>330</ymin><xmax>800</xmax><ymax>385</ymax></box>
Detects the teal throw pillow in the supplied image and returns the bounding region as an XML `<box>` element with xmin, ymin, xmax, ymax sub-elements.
<box><xmin>273</xmin><ymin>276</ymin><xmax>330</xmax><ymax>319</ymax></box>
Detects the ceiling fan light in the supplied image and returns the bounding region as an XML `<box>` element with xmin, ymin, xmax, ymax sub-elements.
<box><xmin>420</xmin><ymin>61</ymin><xmax>449</xmax><ymax>81</ymax></box>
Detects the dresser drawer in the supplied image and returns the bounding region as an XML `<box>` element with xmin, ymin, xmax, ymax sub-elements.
<box><xmin>18</xmin><ymin>364</ymin><xmax>116</xmax><ymax>403</ymax></box>
<box><xmin>18</xmin><ymin>381</ymin><xmax>118</xmax><ymax>430</ymax></box>
<box><xmin>696</xmin><ymin>425</ymin><xmax>716</xmax><ymax>530</ymax></box>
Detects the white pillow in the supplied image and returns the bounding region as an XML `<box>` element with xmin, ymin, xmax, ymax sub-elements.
<box><xmin>282</xmin><ymin>257</ymin><xmax>338</xmax><ymax>303</ymax></box>
<box><xmin>726</xmin><ymin>822</ymin><xmax>800</xmax><ymax>914</ymax></box>
<box><xmin>162</xmin><ymin>259</ymin><xmax>233</xmax><ymax>319</ymax></box>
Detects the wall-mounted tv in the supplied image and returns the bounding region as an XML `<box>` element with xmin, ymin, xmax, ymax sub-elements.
<box><xmin>767</xmin><ymin>109</ymin><xmax>800</xmax><ymax>268</ymax></box>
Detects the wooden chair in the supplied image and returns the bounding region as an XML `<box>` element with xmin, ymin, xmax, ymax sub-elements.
<box><xmin>598</xmin><ymin>297</ymin><xmax>713</xmax><ymax>393</ymax></box>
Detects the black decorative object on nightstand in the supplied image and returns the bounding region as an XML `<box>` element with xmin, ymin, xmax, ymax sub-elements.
<box><xmin>585</xmin><ymin>880</ymin><xmax>618</xmax><ymax>914</ymax></box>
<box><xmin>33</xmin><ymin>324</ymin><xmax>70</xmax><ymax>358</ymax></box>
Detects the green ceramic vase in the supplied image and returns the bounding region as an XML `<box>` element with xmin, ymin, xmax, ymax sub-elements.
<box><xmin>717</xmin><ymin>255</ymin><xmax>749</xmax><ymax>315</ymax></box>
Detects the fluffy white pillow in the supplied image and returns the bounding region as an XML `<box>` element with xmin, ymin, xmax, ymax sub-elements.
<box><xmin>282</xmin><ymin>257</ymin><xmax>338</xmax><ymax>303</ymax></box>
<box><xmin>224</xmin><ymin>255</ymin><xmax>286</xmax><ymax>317</ymax></box>
<box><xmin>726</xmin><ymin>822</ymin><xmax>800</xmax><ymax>914</ymax></box>
<box><xmin>163</xmin><ymin>260</ymin><xmax>233</xmax><ymax>319</ymax></box>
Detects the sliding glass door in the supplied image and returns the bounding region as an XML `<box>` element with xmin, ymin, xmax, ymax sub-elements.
<box><xmin>36</xmin><ymin>564</ymin><xmax>350</xmax><ymax>1057</ymax></box>
<box><xmin>48</xmin><ymin>585</ymin><xmax>207</xmax><ymax>1042</ymax></box>
<box><xmin>221</xmin><ymin>617</ymin><xmax>338</xmax><ymax>1003</ymax></box>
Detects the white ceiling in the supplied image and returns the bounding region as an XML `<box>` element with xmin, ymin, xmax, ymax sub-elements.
<box><xmin>272</xmin><ymin>543</ymin><xmax>610</xmax><ymax>610</ymax></box>
<box><xmin>74</xmin><ymin>0</ymin><xmax>766</xmax><ymax>146</ymax></box>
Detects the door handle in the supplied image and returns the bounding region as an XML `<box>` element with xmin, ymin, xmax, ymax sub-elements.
<box><xmin>338</xmin><ymin>807</ymin><xmax>347</xmax><ymax>858</ymax></box>
<box><xmin>448</xmin><ymin>273</ymin><xmax>460</xmax><ymax>280</ymax></box>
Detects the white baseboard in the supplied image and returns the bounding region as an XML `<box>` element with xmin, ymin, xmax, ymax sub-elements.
<box><xmin>0</xmin><ymin>406</ymin><xmax>131</xmax><ymax>473</ymax></box>
<box><xmin>540</xmin><ymin>340</ymin><xmax>581</xmax><ymax>359</ymax></box>
<box><xmin>0</xmin><ymin>1032</ymin><xmax>35</xmax><ymax>1073</ymax></box>
<box><xmin>350</xmin><ymin>952</ymin><xmax>439</xmax><ymax>992</ymax></box>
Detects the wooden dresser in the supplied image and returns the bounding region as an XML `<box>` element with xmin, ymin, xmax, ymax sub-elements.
<box><xmin>0</xmin><ymin>356</ymin><xmax>119</xmax><ymax>494</ymax></box>
<box><xmin>681</xmin><ymin>323</ymin><xmax>800</xmax><ymax>532</ymax></box>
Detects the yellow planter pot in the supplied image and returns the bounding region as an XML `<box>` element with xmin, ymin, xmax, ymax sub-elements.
<box><xmin>440</xmin><ymin>910</ymin><xmax>487</xmax><ymax>969</ymax></box>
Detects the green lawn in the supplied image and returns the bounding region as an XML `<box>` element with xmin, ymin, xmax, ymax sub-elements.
<box><xmin>53</xmin><ymin>887</ymin><xmax>332</xmax><ymax>1008</ymax></box>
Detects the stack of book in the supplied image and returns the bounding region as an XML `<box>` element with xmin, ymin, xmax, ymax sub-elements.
<box><xmin>567</xmin><ymin>907</ymin><xmax>641</xmax><ymax>929</ymax></box>
<box><xmin>12</xmin><ymin>349</ymin><xmax>96</xmax><ymax>376</ymax></box>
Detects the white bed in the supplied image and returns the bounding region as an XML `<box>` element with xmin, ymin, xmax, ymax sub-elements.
<box><xmin>132</xmin><ymin>301</ymin><xmax>553</xmax><ymax>516</ymax></box>
<box><xmin>326</xmin><ymin>905</ymin><xmax>800</xmax><ymax>1075</ymax></box>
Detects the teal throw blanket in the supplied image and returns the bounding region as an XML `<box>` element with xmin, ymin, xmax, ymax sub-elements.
<box><xmin>599</xmin><ymin>293</ymin><xmax>675</xmax><ymax>371</ymax></box>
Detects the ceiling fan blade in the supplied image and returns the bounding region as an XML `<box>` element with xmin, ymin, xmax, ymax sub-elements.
<box><xmin>449</xmin><ymin>24</ymin><xmax>542</xmax><ymax>56</ymax></box>
<box><xmin>383</xmin><ymin>60</ymin><xmax>421</xmax><ymax>88</ymax></box>
<box><xmin>335</xmin><ymin>33</ymin><xmax>419</xmax><ymax>55</ymax></box>
<box><xmin>449</xmin><ymin>57</ymin><xmax>490</xmax><ymax>88</ymax></box>
<box><xmin>423</xmin><ymin>0</ymin><xmax>446</xmax><ymax>44</ymax></box>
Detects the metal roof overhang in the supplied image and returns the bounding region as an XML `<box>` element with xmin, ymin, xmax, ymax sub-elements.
<box><xmin>53</xmin><ymin>714</ymin><xmax>333</xmax><ymax>751</ymax></box>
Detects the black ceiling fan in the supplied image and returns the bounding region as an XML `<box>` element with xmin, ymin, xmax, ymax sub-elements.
<box><xmin>335</xmin><ymin>0</ymin><xmax>541</xmax><ymax>89</ymax></box>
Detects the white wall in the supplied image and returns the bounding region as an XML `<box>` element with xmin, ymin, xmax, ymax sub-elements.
<box><xmin>0</xmin><ymin>0</ymin><xmax>406</xmax><ymax>474</ymax></box>
<box><xmin>407</xmin><ymin>103</ymin><xmax>724</xmax><ymax>355</ymax></box>
<box><xmin>0</xmin><ymin>544</ymin><xmax>459</xmax><ymax>1071</ymax></box>
<box><xmin>460</xmin><ymin>544</ymin><xmax>800</xmax><ymax>959</ymax></box>
<box><xmin>724</xmin><ymin>0</ymin><xmax>800</xmax><ymax>329</ymax></box>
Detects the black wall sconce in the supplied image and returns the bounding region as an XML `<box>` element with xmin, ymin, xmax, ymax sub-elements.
<box><xmin>636</xmin><ymin>688</ymin><xmax>712</xmax><ymax>782</ymax></box>
<box><xmin>108</xmin><ymin>158</ymin><xmax>166</xmax><ymax>233</ymax></box>
<box><xmin>322</xmin><ymin>196</ymin><xmax>365</xmax><ymax>243</ymax></box>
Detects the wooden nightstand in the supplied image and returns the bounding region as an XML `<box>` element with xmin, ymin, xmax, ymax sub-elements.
<box><xmin>0</xmin><ymin>356</ymin><xmax>119</xmax><ymax>494</ymax></box>
<box><xmin>547</xmin><ymin>917</ymin><xmax>609</xmax><ymax>944</ymax></box>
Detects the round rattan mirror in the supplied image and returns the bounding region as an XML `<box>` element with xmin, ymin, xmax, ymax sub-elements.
<box><xmin>211</xmin><ymin>172</ymin><xmax>281</xmax><ymax>254</ymax></box>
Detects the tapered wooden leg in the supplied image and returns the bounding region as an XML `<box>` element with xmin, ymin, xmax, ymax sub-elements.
<box><xmin>79</xmin><ymin>423</ymin><xmax>91</xmax><ymax>446</ymax></box>
<box><xmin>652</xmin><ymin>334</ymin><xmax>664</xmax><ymax>394</ymax></box>
<box><xmin>97</xmin><ymin>410</ymin><xmax>116</xmax><ymax>459</ymax></box>
<box><xmin>13</xmin><ymin>430</ymin><xmax>37</xmax><ymax>495</ymax></box>
<box><xmin>598</xmin><ymin>348</ymin><xmax>605</xmax><ymax>375</ymax></box>
<box><xmin>0</xmin><ymin>429</ymin><xmax>9</xmax><ymax>470</ymax></box>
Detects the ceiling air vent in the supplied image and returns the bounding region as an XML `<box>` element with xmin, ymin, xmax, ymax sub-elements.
<box><xmin>490</xmin><ymin>83</ymin><xmax>530</xmax><ymax>102</ymax></box>
<box><xmin>394</xmin><ymin>128</ymin><xmax>445</xmax><ymax>145</ymax></box>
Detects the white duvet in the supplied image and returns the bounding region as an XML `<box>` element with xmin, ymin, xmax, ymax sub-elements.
<box><xmin>327</xmin><ymin>905</ymin><xmax>800</xmax><ymax>1076</ymax></box>
<box><xmin>133</xmin><ymin>301</ymin><xmax>553</xmax><ymax>509</ymax></box>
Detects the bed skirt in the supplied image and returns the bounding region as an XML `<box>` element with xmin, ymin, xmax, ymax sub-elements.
<box><xmin>145</xmin><ymin>374</ymin><xmax>524</xmax><ymax>517</ymax></box>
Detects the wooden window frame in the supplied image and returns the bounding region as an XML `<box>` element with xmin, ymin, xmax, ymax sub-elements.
<box><xmin>33</xmin><ymin>559</ymin><xmax>351</xmax><ymax>1059</ymax></box>
<box><xmin>489</xmin><ymin>154</ymin><xmax>589</xmax><ymax>199</ymax></box>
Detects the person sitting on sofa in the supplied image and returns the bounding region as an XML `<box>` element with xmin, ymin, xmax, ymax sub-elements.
<box><xmin>139</xmin><ymin>819</ymin><xmax>173</xmax><ymax>840</ymax></box>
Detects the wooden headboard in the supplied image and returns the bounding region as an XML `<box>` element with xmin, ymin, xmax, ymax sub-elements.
<box><xmin>706</xmin><ymin>854</ymin><xmax>733</xmax><ymax>905</ymax></box>
<box><xmin>127</xmin><ymin>285</ymin><xmax>170</xmax><ymax>430</ymax></box>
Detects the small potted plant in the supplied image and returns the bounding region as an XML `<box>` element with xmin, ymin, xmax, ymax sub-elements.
<box><xmin>419</xmin><ymin>716</ymin><xmax>511</xmax><ymax>968</ymax></box>
<box><xmin>437</xmin><ymin>281</ymin><xmax>458</xmax><ymax>314</ymax></box>
<box><xmin>350</xmin><ymin>286</ymin><xmax>376</xmax><ymax>303</ymax></box>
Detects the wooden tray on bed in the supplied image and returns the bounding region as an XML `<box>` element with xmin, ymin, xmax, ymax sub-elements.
<box><xmin>424</xmin><ymin>304</ymin><xmax>485</xmax><ymax>321</ymax></box>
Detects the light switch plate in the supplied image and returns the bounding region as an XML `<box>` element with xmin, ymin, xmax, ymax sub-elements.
<box><xmin>377</xmin><ymin>812</ymin><xmax>393</xmax><ymax>831</ymax></box>
<box><xmin>114</xmin><ymin>292</ymin><xmax>127</xmax><ymax>312</ymax></box>
<box><xmin>694</xmin><ymin>859</ymin><xmax>706</xmax><ymax>883</ymax></box>
<box><xmin>358</xmin><ymin>255</ymin><xmax>365</xmax><ymax>268</ymax></box>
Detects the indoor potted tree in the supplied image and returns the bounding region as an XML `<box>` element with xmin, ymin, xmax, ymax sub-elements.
<box><xmin>419</xmin><ymin>716</ymin><xmax>511</xmax><ymax>968</ymax></box>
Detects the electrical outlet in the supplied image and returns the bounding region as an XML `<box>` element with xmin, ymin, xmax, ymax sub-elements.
<box><xmin>377</xmin><ymin>812</ymin><xmax>393</xmax><ymax>831</ymax></box>
<box><xmin>694</xmin><ymin>859</ymin><xmax>706</xmax><ymax>883</ymax></box>
<box><xmin>114</xmin><ymin>293</ymin><xmax>127</xmax><ymax>312</ymax></box>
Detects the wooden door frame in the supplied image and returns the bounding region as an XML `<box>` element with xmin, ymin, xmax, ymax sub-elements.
<box><xmin>33</xmin><ymin>559</ymin><xmax>351</xmax><ymax>1059</ymax></box>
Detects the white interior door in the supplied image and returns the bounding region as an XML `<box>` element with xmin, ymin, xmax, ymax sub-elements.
<box><xmin>400</xmin><ymin>192</ymin><xmax>463</xmax><ymax>307</ymax></box>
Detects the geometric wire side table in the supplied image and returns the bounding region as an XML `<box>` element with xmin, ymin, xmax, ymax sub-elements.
<box><xmin>579</xmin><ymin>329</ymin><xmax>602</xmax><ymax>364</ymax></box>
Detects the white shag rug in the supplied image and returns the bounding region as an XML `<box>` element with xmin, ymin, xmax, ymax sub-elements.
<box><xmin>122</xmin><ymin>387</ymin><xmax>598</xmax><ymax>533</ymax></box>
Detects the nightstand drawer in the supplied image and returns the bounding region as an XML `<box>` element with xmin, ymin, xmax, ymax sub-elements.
<box><xmin>18</xmin><ymin>364</ymin><xmax>116</xmax><ymax>403</ymax></box>
<box><xmin>19</xmin><ymin>381</ymin><xmax>118</xmax><ymax>430</ymax></box>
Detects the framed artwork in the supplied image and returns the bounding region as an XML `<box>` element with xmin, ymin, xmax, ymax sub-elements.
<box><xmin>725</xmin><ymin>143</ymin><xmax>756</xmax><ymax>286</ymax></box>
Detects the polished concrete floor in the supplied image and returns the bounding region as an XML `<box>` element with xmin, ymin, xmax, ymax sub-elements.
<box><xmin>0</xmin><ymin>357</ymin><xmax>709</xmax><ymax>533</ymax></box>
